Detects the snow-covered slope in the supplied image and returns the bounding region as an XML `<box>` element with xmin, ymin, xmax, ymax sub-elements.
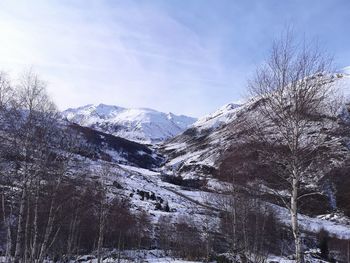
<box><xmin>193</xmin><ymin>103</ymin><xmax>242</xmax><ymax>131</ymax></box>
<box><xmin>62</xmin><ymin>104</ymin><xmax>196</xmax><ymax>144</ymax></box>
<box><xmin>340</xmin><ymin>66</ymin><xmax>350</xmax><ymax>99</ymax></box>
<box><xmin>162</xmin><ymin>72</ymin><xmax>350</xmax><ymax>176</ymax></box>
<box><xmin>160</xmin><ymin>101</ymin><xmax>252</xmax><ymax>178</ymax></box>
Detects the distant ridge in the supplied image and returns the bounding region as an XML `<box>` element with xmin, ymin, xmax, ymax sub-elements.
<box><xmin>62</xmin><ymin>103</ymin><xmax>196</xmax><ymax>144</ymax></box>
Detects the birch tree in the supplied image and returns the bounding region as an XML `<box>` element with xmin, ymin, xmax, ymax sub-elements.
<box><xmin>0</xmin><ymin>70</ymin><xmax>79</xmax><ymax>263</ymax></box>
<box><xmin>96</xmin><ymin>164</ymin><xmax>112</xmax><ymax>263</ymax></box>
<box><xmin>247</xmin><ymin>31</ymin><xmax>345</xmax><ymax>262</ymax></box>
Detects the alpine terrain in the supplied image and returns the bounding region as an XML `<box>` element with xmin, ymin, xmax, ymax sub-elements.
<box><xmin>62</xmin><ymin>104</ymin><xmax>196</xmax><ymax>144</ymax></box>
<box><xmin>1</xmin><ymin>30</ymin><xmax>350</xmax><ymax>263</ymax></box>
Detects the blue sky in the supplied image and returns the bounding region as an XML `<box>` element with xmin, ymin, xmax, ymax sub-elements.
<box><xmin>0</xmin><ymin>0</ymin><xmax>349</xmax><ymax>117</ymax></box>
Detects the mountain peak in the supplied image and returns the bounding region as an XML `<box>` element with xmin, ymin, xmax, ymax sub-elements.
<box><xmin>62</xmin><ymin>104</ymin><xmax>196</xmax><ymax>144</ymax></box>
<box><xmin>192</xmin><ymin>102</ymin><xmax>242</xmax><ymax>131</ymax></box>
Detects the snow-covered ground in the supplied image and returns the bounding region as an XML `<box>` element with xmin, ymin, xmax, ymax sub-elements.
<box><xmin>271</xmin><ymin>203</ymin><xmax>350</xmax><ymax>239</ymax></box>
<box><xmin>0</xmin><ymin>251</ymin><xmax>208</xmax><ymax>263</ymax></box>
<box><xmin>193</xmin><ymin>103</ymin><xmax>242</xmax><ymax>131</ymax></box>
<box><xmin>75</xmin><ymin>250</ymin><xmax>206</xmax><ymax>263</ymax></box>
<box><xmin>92</xmin><ymin>159</ymin><xmax>350</xmax><ymax>241</ymax></box>
<box><xmin>0</xmin><ymin>252</ymin><xmax>333</xmax><ymax>263</ymax></box>
<box><xmin>340</xmin><ymin>66</ymin><xmax>350</xmax><ymax>100</ymax></box>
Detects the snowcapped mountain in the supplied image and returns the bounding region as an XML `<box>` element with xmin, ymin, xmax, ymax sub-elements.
<box><xmin>161</xmin><ymin>73</ymin><xmax>350</xmax><ymax>182</ymax></box>
<box><xmin>160</xmin><ymin>101</ymin><xmax>251</xmax><ymax>177</ymax></box>
<box><xmin>62</xmin><ymin>104</ymin><xmax>196</xmax><ymax>144</ymax></box>
<box><xmin>192</xmin><ymin>102</ymin><xmax>242</xmax><ymax>131</ymax></box>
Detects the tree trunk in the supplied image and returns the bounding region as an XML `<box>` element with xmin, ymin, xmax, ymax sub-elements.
<box><xmin>37</xmin><ymin>180</ymin><xmax>61</xmax><ymax>263</ymax></box>
<box><xmin>231</xmin><ymin>177</ymin><xmax>238</xmax><ymax>255</ymax></box>
<box><xmin>291</xmin><ymin>178</ymin><xmax>303</xmax><ymax>263</ymax></box>
<box><xmin>97</xmin><ymin>205</ymin><xmax>106</xmax><ymax>263</ymax></box>
<box><xmin>2</xmin><ymin>193</ymin><xmax>12</xmax><ymax>263</ymax></box>
<box><xmin>117</xmin><ymin>232</ymin><xmax>122</xmax><ymax>263</ymax></box>
<box><xmin>67</xmin><ymin>211</ymin><xmax>78</xmax><ymax>261</ymax></box>
<box><xmin>14</xmin><ymin>186</ymin><xmax>27</xmax><ymax>263</ymax></box>
<box><xmin>30</xmin><ymin>186</ymin><xmax>39</xmax><ymax>262</ymax></box>
<box><xmin>23</xmin><ymin>193</ymin><xmax>31</xmax><ymax>263</ymax></box>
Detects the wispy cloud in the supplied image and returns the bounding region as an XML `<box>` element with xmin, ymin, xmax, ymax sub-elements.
<box><xmin>0</xmin><ymin>0</ymin><xmax>349</xmax><ymax>117</ymax></box>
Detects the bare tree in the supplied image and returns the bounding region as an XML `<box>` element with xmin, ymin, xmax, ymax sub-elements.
<box><xmin>157</xmin><ymin>215</ymin><xmax>174</xmax><ymax>254</ymax></box>
<box><xmin>0</xmin><ymin>71</ymin><xmax>13</xmax><ymax>111</ymax></box>
<box><xmin>215</xmin><ymin>178</ymin><xmax>276</xmax><ymax>262</ymax></box>
<box><xmin>247</xmin><ymin>30</ymin><xmax>345</xmax><ymax>262</ymax></box>
<box><xmin>0</xmin><ymin>69</ymin><xmax>151</xmax><ymax>262</ymax></box>
<box><xmin>11</xmin><ymin>71</ymin><xmax>59</xmax><ymax>263</ymax></box>
<box><xmin>173</xmin><ymin>215</ymin><xmax>205</xmax><ymax>260</ymax></box>
<box><xmin>0</xmin><ymin>72</ymin><xmax>14</xmax><ymax>263</ymax></box>
<box><xmin>0</xmin><ymin>70</ymin><xmax>82</xmax><ymax>263</ymax></box>
<box><xmin>96</xmin><ymin>164</ymin><xmax>113</xmax><ymax>263</ymax></box>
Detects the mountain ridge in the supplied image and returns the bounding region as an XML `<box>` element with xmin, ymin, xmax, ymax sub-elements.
<box><xmin>62</xmin><ymin>103</ymin><xmax>197</xmax><ymax>144</ymax></box>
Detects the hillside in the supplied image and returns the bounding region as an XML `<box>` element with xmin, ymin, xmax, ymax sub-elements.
<box><xmin>162</xmin><ymin>72</ymin><xmax>350</xmax><ymax>172</ymax></box>
<box><xmin>160</xmin><ymin>73</ymin><xmax>350</xmax><ymax>216</ymax></box>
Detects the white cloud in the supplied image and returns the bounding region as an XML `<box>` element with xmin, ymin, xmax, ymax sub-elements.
<box><xmin>0</xmin><ymin>0</ymin><xmax>237</xmax><ymax>117</ymax></box>
<box><xmin>2</xmin><ymin>1</ymin><xmax>347</xmax><ymax>117</ymax></box>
